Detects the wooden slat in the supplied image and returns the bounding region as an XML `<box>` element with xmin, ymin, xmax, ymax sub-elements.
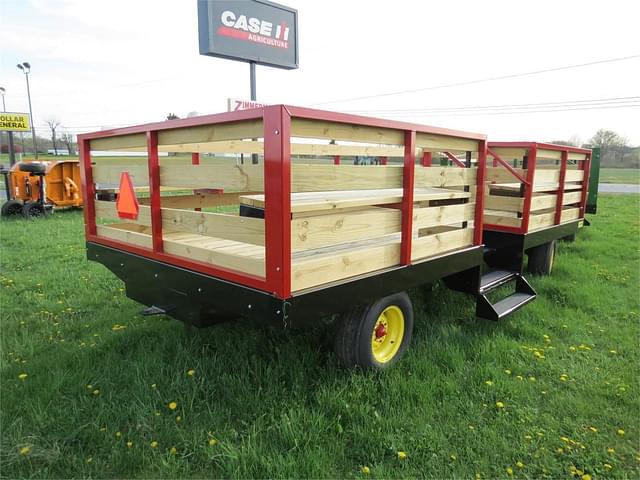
<box><xmin>533</xmin><ymin>170</ymin><xmax>560</xmax><ymax>183</ymax></box>
<box><xmin>291</xmin><ymin>239</ymin><xmax>401</xmax><ymax>291</ymax></box>
<box><xmin>414</xmin><ymin>167</ymin><xmax>477</xmax><ymax>187</ymax></box>
<box><xmin>92</xmin><ymin>164</ymin><xmax>149</xmax><ymax>186</ymax></box>
<box><xmin>291</xmin><ymin>207</ymin><xmax>401</xmax><ymax>251</ymax></box>
<box><xmin>95</xmin><ymin>200</ymin><xmax>264</xmax><ymax>245</ymax></box>
<box><xmin>483</xmin><ymin>212</ymin><xmax>521</xmax><ymax>228</ymax></box>
<box><xmin>564</xmin><ymin>170</ymin><xmax>585</xmax><ymax>182</ymax></box>
<box><xmin>529</xmin><ymin>207</ymin><xmax>580</xmax><ymax>231</ymax></box>
<box><xmin>413</xmin><ymin>203</ymin><xmax>475</xmax><ymax>230</ymax></box>
<box><xmin>562</xmin><ymin>191</ymin><xmax>583</xmax><ymax>205</ymax></box>
<box><xmin>411</xmin><ymin>228</ymin><xmax>474</xmax><ymax>261</ymax></box>
<box><xmin>138</xmin><ymin>192</ymin><xmax>252</xmax><ymax>209</ymax></box>
<box><xmin>157</xmin><ymin>120</ymin><xmax>263</xmax><ymax>146</ymax></box>
<box><xmin>160</xmin><ymin>164</ymin><xmax>263</xmax><ymax>191</ymax></box>
<box><xmin>291</xmin><ymin>118</ymin><xmax>404</xmax><ymax>145</ymax></box>
<box><xmin>488</xmin><ymin>148</ymin><xmax>527</xmax><ymax>160</ymax></box>
<box><xmin>415</xmin><ymin>132</ymin><xmax>478</xmax><ymax>152</ymax></box>
<box><xmin>485</xmin><ymin>167</ymin><xmax>526</xmax><ymax>184</ymax></box>
<box><xmin>97</xmin><ymin>223</ymin><xmax>265</xmax><ymax>277</ymax></box>
<box><xmin>90</xmin><ymin>134</ymin><xmax>147</xmax><ymax>152</ymax></box>
<box><xmin>528</xmin><ymin>191</ymin><xmax>583</xmax><ymax>212</ymax></box>
<box><xmin>240</xmin><ymin>187</ymin><xmax>470</xmax><ymax>214</ymax></box>
<box><xmin>536</xmin><ymin>149</ymin><xmax>562</xmax><ymax>160</ymax></box>
<box><xmin>484</xmin><ymin>194</ymin><xmax>524</xmax><ymax>213</ymax></box>
<box><xmin>568</xmin><ymin>152</ymin><xmax>587</xmax><ymax>161</ymax></box>
<box><xmin>292</xmin><ymin>165</ymin><xmax>402</xmax><ymax>192</ymax></box>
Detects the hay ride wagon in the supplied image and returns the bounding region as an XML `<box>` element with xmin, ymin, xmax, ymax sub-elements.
<box><xmin>1</xmin><ymin>159</ymin><xmax>83</xmax><ymax>217</ymax></box>
<box><xmin>77</xmin><ymin>106</ymin><xmax>589</xmax><ymax>369</ymax></box>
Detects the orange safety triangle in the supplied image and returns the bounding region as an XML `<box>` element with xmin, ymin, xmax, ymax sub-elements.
<box><xmin>116</xmin><ymin>172</ymin><xmax>139</xmax><ymax>220</ymax></box>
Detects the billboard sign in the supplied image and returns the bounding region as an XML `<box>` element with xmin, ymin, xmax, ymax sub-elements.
<box><xmin>0</xmin><ymin>112</ymin><xmax>30</xmax><ymax>132</ymax></box>
<box><xmin>198</xmin><ymin>0</ymin><xmax>298</xmax><ymax>70</ymax></box>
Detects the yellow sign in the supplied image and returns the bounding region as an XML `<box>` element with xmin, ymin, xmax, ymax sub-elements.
<box><xmin>0</xmin><ymin>112</ymin><xmax>31</xmax><ymax>132</ymax></box>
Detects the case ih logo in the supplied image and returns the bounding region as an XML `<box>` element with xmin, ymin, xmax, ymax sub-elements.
<box><xmin>218</xmin><ymin>10</ymin><xmax>290</xmax><ymax>49</ymax></box>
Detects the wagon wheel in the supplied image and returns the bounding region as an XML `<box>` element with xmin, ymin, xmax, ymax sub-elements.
<box><xmin>22</xmin><ymin>202</ymin><xmax>46</xmax><ymax>219</ymax></box>
<box><xmin>1</xmin><ymin>200</ymin><xmax>23</xmax><ymax>217</ymax></box>
<box><xmin>527</xmin><ymin>240</ymin><xmax>556</xmax><ymax>275</ymax></box>
<box><xmin>334</xmin><ymin>292</ymin><xmax>414</xmax><ymax>369</ymax></box>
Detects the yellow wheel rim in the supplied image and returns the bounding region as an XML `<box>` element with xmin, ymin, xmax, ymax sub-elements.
<box><xmin>371</xmin><ymin>306</ymin><xmax>405</xmax><ymax>363</ymax></box>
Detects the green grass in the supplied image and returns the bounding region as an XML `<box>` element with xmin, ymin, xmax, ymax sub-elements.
<box><xmin>599</xmin><ymin>168</ymin><xmax>640</xmax><ymax>184</ymax></box>
<box><xmin>1</xmin><ymin>196</ymin><xmax>639</xmax><ymax>479</ymax></box>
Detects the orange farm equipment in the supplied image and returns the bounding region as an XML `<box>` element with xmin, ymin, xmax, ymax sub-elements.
<box><xmin>1</xmin><ymin>160</ymin><xmax>83</xmax><ymax>218</ymax></box>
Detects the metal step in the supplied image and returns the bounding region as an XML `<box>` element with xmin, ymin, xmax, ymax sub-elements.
<box><xmin>476</xmin><ymin>274</ymin><xmax>536</xmax><ymax>321</ymax></box>
<box><xmin>479</xmin><ymin>270</ymin><xmax>518</xmax><ymax>294</ymax></box>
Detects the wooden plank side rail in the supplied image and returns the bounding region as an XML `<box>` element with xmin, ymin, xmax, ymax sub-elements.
<box><xmin>95</xmin><ymin>200</ymin><xmax>265</xmax><ymax>245</ymax></box>
<box><xmin>412</xmin><ymin>228</ymin><xmax>474</xmax><ymax>261</ymax></box>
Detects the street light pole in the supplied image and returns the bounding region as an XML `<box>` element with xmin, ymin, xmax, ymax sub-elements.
<box><xmin>17</xmin><ymin>62</ymin><xmax>38</xmax><ymax>160</ymax></box>
<box><xmin>0</xmin><ymin>87</ymin><xmax>16</xmax><ymax>166</ymax></box>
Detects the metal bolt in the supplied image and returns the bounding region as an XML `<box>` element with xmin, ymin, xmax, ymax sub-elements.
<box><xmin>276</xmin><ymin>310</ymin><xmax>281</xmax><ymax>315</ymax></box>
<box><xmin>197</xmin><ymin>287</ymin><xmax>202</xmax><ymax>292</ymax></box>
<box><xmin>120</xmin><ymin>263</ymin><xmax>124</xmax><ymax>267</ymax></box>
<box><xmin>276</xmin><ymin>267</ymin><xmax>280</xmax><ymax>272</ymax></box>
<box><xmin>274</xmin><ymin>129</ymin><xmax>279</xmax><ymax>135</ymax></box>
<box><xmin>154</xmin><ymin>273</ymin><xmax>158</xmax><ymax>278</ymax></box>
<box><xmin>248</xmin><ymin>304</ymin><xmax>252</xmax><ymax>309</ymax></box>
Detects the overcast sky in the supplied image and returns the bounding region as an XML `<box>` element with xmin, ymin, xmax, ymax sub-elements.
<box><xmin>1</xmin><ymin>0</ymin><xmax>638</xmax><ymax>145</ymax></box>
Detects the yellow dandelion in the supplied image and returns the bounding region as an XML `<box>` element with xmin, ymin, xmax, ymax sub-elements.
<box><xmin>19</xmin><ymin>446</ymin><xmax>30</xmax><ymax>455</ymax></box>
<box><xmin>450</xmin><ymin>454</ymin><xmax>457</xmax><ymax>461</ymax></box>
<box><xmin>506</xmin><ymin>467</ymin><xmax>513</xmax><ymax>475</ymax></box>
<box><xmin>569</xmin><ymin>346</ymin><xmax>577</xmax><ymax>351</ymax></box>
<box><xmin>18</xmin><ymin>373</ymin><xmax>28</xmax><ymax>380</ymax></box>
<box><xmin>516</xmin><ymin>461</ymin><xmax>524</xmax><ymax>468</ymax></box>
<box><xmin>561</xmin><ymin>436</ymin><xmax>570</xmax><ymax>443</ymax></box>
<box><xmin>151</xmin><ymin>383</ymin><xmax>157</xmax><ymax>389</ymax></box>
<box><xmin>524</xmin><ymin>434</ymin><xmax>532</xmax><ymax>440</ymax></box>
<box><xmin>208</xmin><ymin>438</ymin><xmax>218</xmax><ymax>446</ymax></box>
<box><xmin>496</xmin><ymin>401</ymin><xmax>505</xmax><ymax>408</ymax></box>
<box><xmin>187</xmin><ymin>369</ymin><xmax>196</xmax><ymax>376</ymax></box>
<box><xmin>170</xmin><ymin>447</ymin><xmax>177</xmax><ymax>454</ymax></box>
<box><xmin>360</xmin><ymin>466</ymin><xmax>370</xmax><ymax>475</ymax></box>
<box><xmin>176</xmin><ymin>415</ymin><xmax>182</xmax><ymax>422</ymax></box>
<box><xmin>485</xmin><ymin>380</ymin><xmax>494</xmax><ymax>386</ymax></box>
<box><xmin>604</xmin><ymin>464</ymin><xmax>612</xmax><ymax>469</ymax></box>
<box><xmin>609</xmin><ymin>350</ymin><xmax>617</xmax><ymax>354</ymax></box>
<box><xmin>516</xmin><ymin>375</ymin><xmax>524</xmax><ymax>381</ymax></box>
<box><xmin>150</xmin><ymin>441</ymin><xmax>158</xmax><ymax>448</ymax></box>
<box><xmin>92</xmin><ymin>389</ymin><xmax>100</xmax><ymax>395</ymax></box>
<box><xmin>607</xmin><ymin>447</ymin><xmax>615</xmax><ymax>454</ymax></box>
<box><xmin>475</xmin><ymin>474</ymin><xmax>481</xmax><ymax>480</ymax></box>
<box><xmin>86</xmin><ymin>457</ymin><xmax>93</xmax><ymax>464</ymax></box>
<box><xmin>582</xmin><ymin>474</ymin><xmax>591</xmax><ymax>480</ymax></box>
<box><xmin>617</xmin><ymin>429</ymin><xmax>625</xmax><ymax>436</ymax></box>
<box><xmin>397</xmin><ymin>451</ymin><xmax>407</xmax><ymax>460</ymax></box>
<box><xmin>528</xmin><ymin>376</ymin><xmax>536</xmax><ymax>382</ymax></box>
<box><xmin>504</xmin><ymin>369</ymin><xmax>512</xmax><ymax>375</ymax></box>
<box><xmin>126</xmin><ymin>441</ymin><xmax>133</xmax><ymax>448</ymax></box>
<box><xmin>168</xmin><ymin>402</ymin><xmax>177</xmax><ymax>410</ymax></box>
<box><xmin>115</xmin><ymin>431</ymin><xmax>122</xmax><ymax>438</ymax></box>
<box><xmin>588</xmin><ymin>426</ymin><xmax>597</xmax><ymax>432</ymax></box>
<box><xmin>557</xmin><ymin>448</ymin><xmax>564</xmax><ymax>454</ymax></box>
<box><xmin>468</xmin><ymin>425</ymin><xmax>475</xmax><ymax>430</ymax></box>
<box><xmin>86</xmin><ymin>384</ymin><xmax>92</xmax><ymax>389</ymax></box>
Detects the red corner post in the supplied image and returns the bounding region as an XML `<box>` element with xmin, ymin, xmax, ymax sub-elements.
<box><xmin>520</xmin><ymin>145</ymin><xmax>537</xmax><ymax>233</ymax></box>
<box><xmin>264</xmin><ymin>106</ymin><xmax>292</xmax><ymax>298</ymax></box>
<box><xmin>579</xmin><ymin>152</ymin><xmax>591</xmax><ymax>218</ymax></box>
<box><xmin>192</xmin><ymin>153</ymin><xmax>201</xmax><ymax>211</ymax></box>
<box><xmin>147</xmin><ymin>131</ymin><xmax>163</xmax><ymax>252</ymax></box>
<box><xmin>474</xmin><ymin>140</ymin><xmax>487</xmax><ymax>245</ymax></box>
<box><xmin>78</xmin><ymin>137</ymin><xmax>96</xmax><ymax>236</ymax></box>
<box><xmin>554</xmin><ymin>150</ymin><xmax>568</xmax><ymax>224</ymax></box>
<box><xmin>400</xmin><ymin>130</ymin><xmax>416</xmax><ymax>265</ymax></box>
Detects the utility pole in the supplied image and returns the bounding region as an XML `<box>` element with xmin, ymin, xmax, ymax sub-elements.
<box><xmin>17</xmin><ymin>62</ymin><xmax>38</xmax><ymax>159</ymax></box>
<box><xmin>0</xmin><ymin>87</ymin><xmax>16</xmax><ymax>166</ymax></box>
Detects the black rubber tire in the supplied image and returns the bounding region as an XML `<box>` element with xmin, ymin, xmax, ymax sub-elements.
<box><xmin>1</xmin><ymin>200</ymin><xmax>23</xmax><ymax>217</ymax></box>
<box><xmin>334</xmin><ymin>292</ymin><xmax>414</xmax><ymax>370</ymax></box>
<box><xmin>18</xmin><ymin>162</ymin><xmax>47</xmax><ymax>174</ymax></box>
<box><xmin>22</xmin><ymin>202</ymin><xmax>45</xmax><ymax>218</ymax></box>
<box><xmin>527</xmin><ymin>240</ymin><xmax>556</xmax><ymax>275</ymax></box>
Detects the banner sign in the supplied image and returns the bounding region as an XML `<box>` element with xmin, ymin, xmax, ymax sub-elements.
<box><xmin>0</xmin><ymin>112</ymin><xmax>30</xmax><ymax>132</ymax></box>
<box><xmin>198</xmin><ymin>0</ymin><xmax>299</xmax><ymax>70</ymax></box>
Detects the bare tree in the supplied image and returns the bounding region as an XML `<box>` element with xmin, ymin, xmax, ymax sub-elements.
<box><xmin>588</xmin><ymin>129</ymin><xmax>628</xmax><ymax>166</ymax></box>
<box><xmin>60</xmin><ymin>131</ymin><xmax>75</xmax><ymax>155</ymax></box>
<box><xmin>166</xmin><ymin>113</ymin><xmax>179</xmax><ymax>120</ymax></box>
<box><xmin>46</xmin><ymin>118</ymin><xmax>62</xmax><ymax>155</ymax></box>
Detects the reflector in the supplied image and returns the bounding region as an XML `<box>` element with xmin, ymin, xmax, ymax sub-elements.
<box><xmin>116</xmin><ymin>172</ymin><xmax>139</xmax><ymax>220</ymax></box>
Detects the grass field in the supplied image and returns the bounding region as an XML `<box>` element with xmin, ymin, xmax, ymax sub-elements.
<box><xmin>1</xmin><ymin>195</ymin><xmax>639</xmax><ymax>478</ymax></box>
<box><xmin>599</xmin><ymin>168</ymin><xmax>640</xmax><ymax>185</ymax></box>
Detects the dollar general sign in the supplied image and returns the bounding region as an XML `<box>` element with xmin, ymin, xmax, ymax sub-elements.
<box><xmin>0</xmin><ymin>112</ymin><xmax>31</xmax><ymax>132</ymax></box>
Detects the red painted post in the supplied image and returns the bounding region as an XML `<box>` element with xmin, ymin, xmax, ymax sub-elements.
<box><xmin>579</xmin><ymin>153</ymin><xmax>591</xmax><ymax>218</ymax></box>
<box><xmin>554</xmin><ymin>150</ymin><xmax>568</xmax><ymax>224</ymax></box>
<box><xmin>263</xmin><ymin>106</ymin><xmax>292</xmax><ymax>298</ymax></box>
<box><xmin>333</xmin><ymin>155</ymin><xmax>341</xmax><ymax>165</ymax></box>
<box><xmin>400</xmin><ymin>130</ymin><xmax>416</xmax><ymax>265</ymax></box>
<box><xmin>520</xmin><ymin>145</ymin><xmax>537</xmax><ymax>233</ymax></box>
<box><xmin>380</xmin><ymin>156</ymin><xmax>388</xmax><ymax>165</ymax></box>
<box><xmin>192</xmin><ymin>152</ymin><xmax>201</xmax><ymax>211</ymax></box>
<box><xmin>421</xmin><ymin>151</ymin><xmax>432</xmax><ymax>167</ymax></box>
<box><xmin>474</xmin><ymin>140</ymin><xmax>487</xmax><ymax>245</ymax></box>
<box><xmin>147</xmin><ymin>131</ymin><xmax>163</xmax><ymax>252</ymax></box>
<box><xmin>78</xmin><ymin>137</ymin><xmax>96</xmax><ymax>236</ymax></box>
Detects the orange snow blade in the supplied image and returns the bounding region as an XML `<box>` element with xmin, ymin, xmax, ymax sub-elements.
<box><xmin>116</xmin><ymin>172</ymin><xmax>139</xmax><ymax>220</ymax></box>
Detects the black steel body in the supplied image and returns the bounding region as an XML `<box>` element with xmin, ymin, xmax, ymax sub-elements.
<box><xmin>483</xmin><ymin>220</ymin><xmax>581</xmax><ymax>272</ymax></box>
<box><xmin>87</xmin><ymin>242</ymin><xmax>483</xmax><ymax>329</ymax></box>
